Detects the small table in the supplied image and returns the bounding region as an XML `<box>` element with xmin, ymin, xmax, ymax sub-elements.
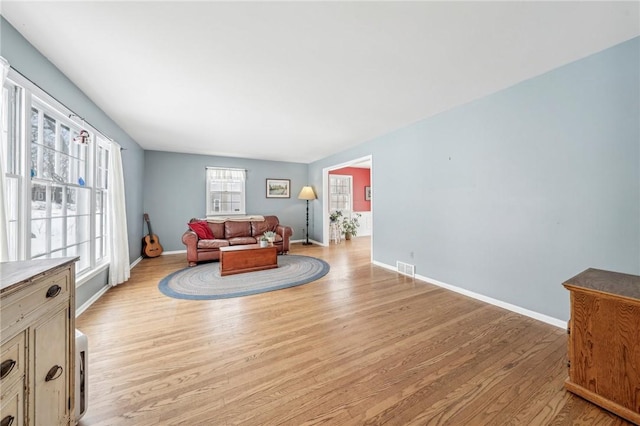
<box><xmin>330</xmin><ymin>222</ymin><xmax>342</xmax><ymax>244</ymax></box>
<box><xmin>219</xmin><ymin>244</ymin><xmax>278</xmax><ymax>276</ymax></box>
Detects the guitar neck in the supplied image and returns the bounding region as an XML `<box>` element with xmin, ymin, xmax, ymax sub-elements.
<box><xmin>144</xmin><ymin>214</ymin><xmax>155</xmax><ymax>237</ymax></box>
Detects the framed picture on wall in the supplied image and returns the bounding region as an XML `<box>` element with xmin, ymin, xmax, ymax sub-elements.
<box><xmin>266</xmin><ymin>179</ymin><xmax>291</xmax><ymax>198</ymax></box>
<box><xmin>365</xmin><ymin>186</ymin><xmax>371</xmax><ymax>201</ymax></box>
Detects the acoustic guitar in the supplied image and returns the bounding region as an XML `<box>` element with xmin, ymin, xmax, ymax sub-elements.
<box><xmin>142</xmin><ymin>213</ymin><xmax>163</xmax><ymax>258</ymax></box>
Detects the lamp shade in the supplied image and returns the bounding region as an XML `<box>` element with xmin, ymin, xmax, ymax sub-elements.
<box><xmin>298</xmin><ymin>186</ymin><xmax>317</xmax><ymax>200</ymax></box>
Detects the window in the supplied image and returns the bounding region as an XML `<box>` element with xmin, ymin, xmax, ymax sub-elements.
<box><xmin>206</xmin><ymin>167</ymin><xmax>246</xmax><ymax>216</ymax></box>
<box><xmin>2</xmin><ymin>70</ymin><xmax>111</xmax><ymax>278</ymax></box>
<box><xmin>329</xmin><ymin>175</ymin><xmax>352</xmax><ymax>213</ymax></box>
<box><xmin>94</xmin><ymin>139</ymin><xmax>109</xmax><ymax>263</ymax></box>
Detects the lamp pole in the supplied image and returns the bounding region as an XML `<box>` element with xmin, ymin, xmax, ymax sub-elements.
<box><xmin>297</xmin><ymin>186</ymin><xmax>317</xmax><ymax>246</ymax></box>
<box><xmin>304</xmin><ymin>199</ymin><xmax>311</xmax><ymax>245</ymax></box>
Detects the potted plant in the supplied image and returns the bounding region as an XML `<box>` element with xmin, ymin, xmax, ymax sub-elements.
<box><xmin>341</xmin><ymin>213</ymin><xmax>361</xmax><ymax>240</ymax></box>
<box><xmin>263</xmin><ymin>231</ymin><xmax>276</xmax><ymax>246</ymax></box>
<box><xmin>329</xmin><ymin>210</ymin><xmax>343</xmax><ymax>224</ymax></box>
<box><xmin>259</xmin><ymin>236</ymin><xmax>269</xmax><ymax>247</ymax></box>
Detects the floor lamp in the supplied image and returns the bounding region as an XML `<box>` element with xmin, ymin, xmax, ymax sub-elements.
<box><xmin>298</xmin><ymin>186</ymin><xmax>316</xmax><ymax>245</ymax></box>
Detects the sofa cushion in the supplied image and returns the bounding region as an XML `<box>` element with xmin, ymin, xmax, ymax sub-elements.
<box><xmin>207</xmin><ymin>222</ymin><xmax>225</xmax><ymax>239</ymax></box>
<box><xmin>251</xmin><ymin>216</ymin><xmax>279</xmax><ymax>237</ymax></box>
<box><xmin>197</xmin><ymin>239</ymin><xmax>230</xmax><ymax>249</ymax></box>
<box><xmin>228</xmin><ymin>237</ymin><xmax>257</xmax><ymax>246</ymax></box>
<box><xmin>188</xmin><ymin>221</ymin><xmax>215</xmax><ymax>239</ymax></box>
<box><xmin>252</xmin><ymin>220</ymin><xmax>270</xmax><ymax>236</ymax></box>
<box><xmin>225</xmin><ymin>221</ymin><xmax>252</xmax><ymax>238</ymax></box>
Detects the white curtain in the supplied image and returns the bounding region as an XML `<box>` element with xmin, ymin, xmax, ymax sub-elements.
<box><xmin>0</xmin><ymin>57</ymin><xmax>10</xmax><ymax>262</ymax></box>
<box><xmin>108</xmin><ymin>142</ymin><xmax>130</xmax><ymax>286</ymax></box>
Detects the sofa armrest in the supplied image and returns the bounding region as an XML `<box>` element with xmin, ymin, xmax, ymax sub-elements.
<box><xmin>182</xmin><ymin>229</ymin><xmax>198</xmax><ymax>244</ymax></box>
<box><xmin>276</xmin><ymin>224</ymin><xmax>293</xmax><ymax>237</ymax></box>
<box><xmin>276</xmin><ymin>224</ymin><xmax>293</xmax><ymax>253</ymax></box>
<box><xmin>182</xmin><ymin>230</ymin><xmax>199</xmax><ymax>266</ymax></box>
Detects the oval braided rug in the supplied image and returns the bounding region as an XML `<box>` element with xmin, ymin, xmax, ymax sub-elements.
<box><xmin>158</xmin><ymin>255</ymin><xmax>330</xmax><ymax>300</ymax></box>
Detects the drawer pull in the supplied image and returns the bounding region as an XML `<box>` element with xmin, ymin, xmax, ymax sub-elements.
<box><xmin>46</xmin><ymin>284</ymin><xmax>62</xmax><ymax>299</ymax></box>
<box><xmin>1</xmin><ymin>416</ymin><xmax>14</xmax><ymax>426</ymax></box>
<box><xmin>45</xmin><ymin>365</ymin><xmax>63</xmax><ymax>382</ymax></box>
<box><xmin>0</xmin><ymin>359</ymin><xmax>16</xmax><ymax>379</ymax></box>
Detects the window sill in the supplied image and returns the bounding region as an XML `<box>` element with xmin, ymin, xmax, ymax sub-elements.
<box><xmin>77</xmin><ymin>261</ymin><xmax>109</xmax><ymax>288</ymax></box>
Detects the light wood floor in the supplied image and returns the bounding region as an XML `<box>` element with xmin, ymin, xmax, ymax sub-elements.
<box><xmin>76</xmin><ymin>237</ymin><xmax>631</xmax><ymax>425</ymax></box>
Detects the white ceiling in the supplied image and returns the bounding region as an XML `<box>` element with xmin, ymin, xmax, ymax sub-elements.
<box><xmin>2</xmin><ymin>1</ymin><xmax>638</xmax><ymax>164</ymax></box>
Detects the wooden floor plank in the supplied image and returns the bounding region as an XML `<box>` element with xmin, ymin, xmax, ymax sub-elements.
<box><xmin>76</xmin><ymin>237</ymin><xmax>633</xmax><ymax>425</ymax></box>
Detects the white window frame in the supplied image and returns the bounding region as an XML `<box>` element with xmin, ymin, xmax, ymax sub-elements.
<box><xmin>2</xmin><ymin>79</ymin><xmax>23</xmax><ymax>261</ymax></box>
<box><xmin>205</xmin><ymin>167</ymin><xmax>246</xmax><ymax>216</ymax></box>
<box><xmin>2</xmin><ymin>69</ymin><xmax>111</xmax><ymax>282</ymax></box>
<box><xmin>329</xmin><ymin>174</ymin><xmax>353</xmax><ymax>215</ymax></box>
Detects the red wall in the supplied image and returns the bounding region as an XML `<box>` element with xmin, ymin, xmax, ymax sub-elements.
<box><xmin>330</xmin><ymin>167</ymin><xmax>371</xmax><ymax>212</ymax></box>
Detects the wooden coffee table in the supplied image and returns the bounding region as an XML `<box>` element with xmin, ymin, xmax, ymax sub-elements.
<box><xmin>219</xmin><ymin>244</ymin><xmax>278</xmax><ymax>276</ymax></box>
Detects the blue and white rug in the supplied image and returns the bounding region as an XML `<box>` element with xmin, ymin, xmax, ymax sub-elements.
<box><xmin>158</xmin><ymin>255</ymin><xmax>330</xmax><ymax>300</ymax></box>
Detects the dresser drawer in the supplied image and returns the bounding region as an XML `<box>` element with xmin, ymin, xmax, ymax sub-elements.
<box><xmin>0</xmin><ymin>269</ymin><xmax>70</xmax><ymax>335</ymax></box>
<box><xmin>0</xmin><ymin>376</ymin><xmax>24</xmax><ymax>426</ymax></box>
<box><xmin>0</xmin><ymin>332</ymin><xmax>25</xmax><ymax>388</ymax></box>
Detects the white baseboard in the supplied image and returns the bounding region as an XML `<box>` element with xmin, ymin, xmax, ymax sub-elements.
<box><xmin>161</xmin><ymin>250</ymin><xmax>186</xmax><ymax>255</ymax></box>
<box><xmin>76</xmin><ymin>284</ymin><xmax>110</xmax><ymax>317</ymax></box>
<box><xmin>291</xmin><ymin>238</ymin><xmax>325</xmax><ymax>246</ymax></box>
<box><xmin>372</xmin><ymin>260</ymin><xmax>566</xmax><ymax>329</ymax></box>
<box><xmin>75</xmin><ymin>256</ymin><xmax>143</xmax><ymax>317</ymax></box>
<box><xmin>130</xmin><ymin>255</ymin><xmax>143</xmax><ymax>268</ymax></box>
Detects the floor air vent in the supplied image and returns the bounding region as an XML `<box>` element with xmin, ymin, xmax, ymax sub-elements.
<box><xmin>397</xmin><ymin>261</ymin><xmax>415</xmax><ymax>277</ymax></box>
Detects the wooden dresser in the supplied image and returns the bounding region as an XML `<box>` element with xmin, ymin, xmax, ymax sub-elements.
<box><xmin>1</xmin><ymin>257</ymin><xmax>78</xmax><ymax>426</ymax></box>
<box><xmin>563</xmin><ymin>268</ymin><xmax>640</xmax><ymax>425</ymax></box>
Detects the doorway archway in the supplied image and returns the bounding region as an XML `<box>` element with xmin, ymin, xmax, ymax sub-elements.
<box><xmin>322</xmin><ymin>155</ymin><xmax>372</xmax><ymax>260</ymax></box>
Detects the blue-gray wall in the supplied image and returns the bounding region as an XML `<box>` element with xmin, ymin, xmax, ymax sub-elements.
<box><xmin>3</xmin><ymin>12</ymin><xmax>638</xmax><ymax>323</ymax></box>
<box><xmin>309</xmin><ymin>37</ymin><xmax>640</xmax><ymax>322</ymax></box>
<box><xmin>143</xmin><ymin>150</ymin><xmax>310</xmax><ymax>252</ymax></box>
<box><xmin>0</xmin><ymin>17</ymin><xmax>146</xmax><ymax>307</ymax></box>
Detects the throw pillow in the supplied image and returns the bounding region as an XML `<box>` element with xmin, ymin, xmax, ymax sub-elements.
<box><xmin>188</xmin><ymin>221</ymin><xmax>215</xmax><ymax>239</ymax></box>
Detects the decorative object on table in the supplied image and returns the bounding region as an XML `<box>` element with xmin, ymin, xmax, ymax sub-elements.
<box><xmin>365</xmin><ymin>186</ymin><xmax>372</xmax><ymax>201</ymax></box>
<box><xmin>298</xmin><ymin>186</ymin><xmax>317</xmax><ymax>245</ymax></box>
<box><xmin>263</xmin><ymin>231</ymin><xmax>276</xmax><ymax>245</ymax></box>
<box><xmin>266</xmin><ymin>178</ymin><xmax>291</xmax><ymax>198</ymax></box>
<box><xmin>342</xmin><ymin>213</ymin><xmax>361</xmax><ymax>240</ymax></box>
<box><xmin>259</xmin><ymin>236</ymin><xmax>269</xmax><ymax>247</ymax></box>
<box><xmin>142</xmin><ymin>213</ymin><xmax>163</xmax><ymax>257</ymax></box>
<box><xmin>158</xmin><ymin>255</ymin><xmax>330</xmax><ymax>300</ymax></box>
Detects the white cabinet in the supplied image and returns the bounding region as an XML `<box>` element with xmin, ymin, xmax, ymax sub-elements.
<box><xmin>1</xmin><ymin>258</ymin><xmax>77</xmax><ymax>426</ymax></box>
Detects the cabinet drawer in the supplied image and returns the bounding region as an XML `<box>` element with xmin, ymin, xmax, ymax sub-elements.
<box><xmin>0</xmin><ymin>377</ymin><xmax>25</xmax><ymax>426</ymax></box>
<box><xmin>0</xmin><ymin>269</ymin><xmax>70</xmax><ymax>335</ymax></box>
<box><xmin>0</xmin><ymin>332</ymin><xmax>25</xmax><ymax>388</ymax></box>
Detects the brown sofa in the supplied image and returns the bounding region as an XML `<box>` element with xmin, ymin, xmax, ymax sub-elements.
<box><xmin>182</xmin><ymin>215</ymin><xmax>293</xmax><ymax>266</ymax></box>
